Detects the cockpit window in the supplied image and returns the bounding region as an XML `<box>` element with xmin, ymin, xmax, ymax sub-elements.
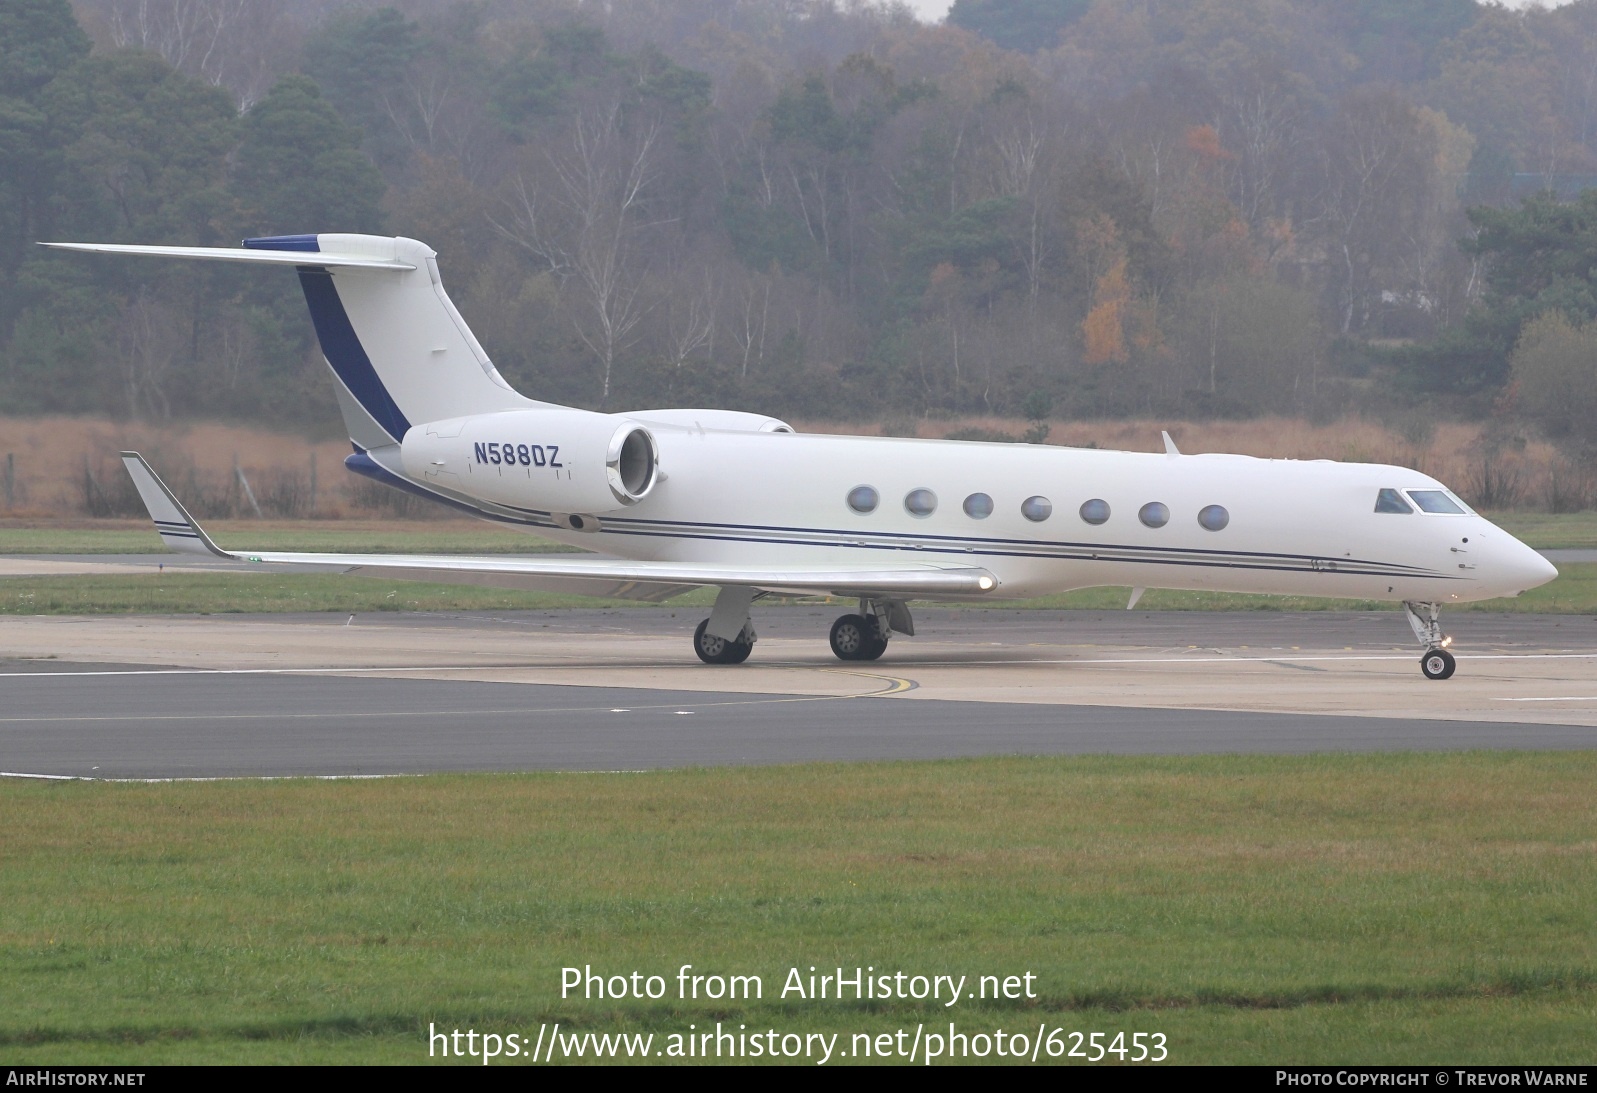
<box><xmin>1407</xmin><ymin>489</ymin><xmax>1468</xmax><ymax>514</ymax></box>
<box><xmin>1375</xmin><ymin>488</ymin><xmax>1413</xmax><ymax>514</ymax></box>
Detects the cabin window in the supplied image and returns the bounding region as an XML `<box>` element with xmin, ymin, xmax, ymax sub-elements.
<box><xmin>905</xmin><ymin>488</ymin><xmax>938</xmax><ymax>517</ymax></box>
<box><xmin>1407</xmin><ymin>489</ymin><xmax>1469</xmax><ymax>515</ymax></box>
<box><xmin>847</xmin><ymin>485</ymin><xmax>879</xmax><ymax>514</ymax></box>
<box><xmin>1139</xmin><ymin>502</ymin><xmax>1170</xmax><ymax>528</ymax></box>
<box><xmin>1079</xmin><ymin>498</ymin><xmax>1110</xmax><ymax>525</ymax></box>
<box><xmin>1374</xmin><ymin>489</ymin><xmax>1413</xmax><ymax>514</ymax></box>
<box><xmin>963</xmin><ymin>492</ymin><xmax>994</xmax><ymax>519</ymax></box>
<box><xmin>1197</xmin><ymin>504</ymin><xmax>1229</xmax><ymax>531</ymax></box>
<box><xmin>1021</xmin><ymin>495</ymin><xmax>1053</xmax><ymax>522</ymax></box>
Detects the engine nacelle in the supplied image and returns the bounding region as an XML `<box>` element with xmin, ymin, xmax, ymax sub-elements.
<box><xmin>400</xmin><ymin>409</ymin><xmax>659</xmax><ymax>516</ymax></box>
<box><xmin>626</xmin><ymin>408</ymin><xmax>793</xmax><ymax>433</ymax></box>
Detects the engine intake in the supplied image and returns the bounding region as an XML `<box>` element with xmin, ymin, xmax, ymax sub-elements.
<box><xmin>608</xmin><ymin>425</ymin><xmax>657</xmax><ymax>502</ymax></box>
<box><xmin>400</xmin><ymin>409</ymin><xmax>660</xmax><ymax>513</ymax></box>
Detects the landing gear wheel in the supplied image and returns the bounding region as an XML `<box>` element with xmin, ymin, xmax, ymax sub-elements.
<box><xmin>693</xmin><ymin>618</ymin><xmax>751</xmax><ymax>665</ymax></box>
<box><xmin>829</xmin><ymin>614</ymin><xmax>873</xmax><ymax>661</ymax></box>
<box><xmin>1420</xmin><ymin>648</ymin><xmax>1456</xmax><ymax>680</ymax></box>
<box><xmin>858</xmin><ymin>634</ymin><xmax>888</xmax><ymax>661</ymax></box>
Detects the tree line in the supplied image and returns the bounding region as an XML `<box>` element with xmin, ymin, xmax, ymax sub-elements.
<box><xmin>6</xmin><ymin>0</ymin><xmax>1597</xmax><ymax>447</ymax></box>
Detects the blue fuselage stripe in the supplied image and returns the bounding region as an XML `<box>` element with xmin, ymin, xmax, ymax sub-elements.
<box><xmin>344</xmin><ymin>452</ymin><xmax>557</xmax><ymax>529</ymax></box>
<box><xmin>589</xmin><ymin>525</ymin><xmax>1450</xmax><ymax>579</ymax></box>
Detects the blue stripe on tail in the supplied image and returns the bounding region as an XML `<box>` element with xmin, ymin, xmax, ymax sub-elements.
<box><xmin>242</xmin><ymin>234</ymin><xmax>412</xmax><ymax>442</ymax></box>
<box><xmin>296</xmin><ymin>268</ymin><xmax>412</xmax><ymax>443</ymax></box>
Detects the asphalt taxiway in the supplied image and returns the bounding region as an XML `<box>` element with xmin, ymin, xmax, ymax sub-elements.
<box><xmin>2</xmin><ymin>606</ymin><xmax>1593</xmax><ymax>778</ymax></box>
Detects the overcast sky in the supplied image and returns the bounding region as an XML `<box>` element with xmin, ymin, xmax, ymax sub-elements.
<box><xmin>900</xmin><ymin>0</ymin><xmax>1575</xmax><ymax>28</ymax></box>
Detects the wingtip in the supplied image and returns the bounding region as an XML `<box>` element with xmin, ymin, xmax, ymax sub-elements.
<box><xmin>120</xmin><ymin>454</ymin><xmax>231</xmax><ymax>559</ymax></box>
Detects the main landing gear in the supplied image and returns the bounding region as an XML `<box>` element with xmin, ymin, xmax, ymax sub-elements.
<box><xmin>829</xmin><ymin>613</ymin><xmax>887</xmax><ymax>661</ymax></box>
<box><xmin>829</xmin><ymin>599</ymin><xmax>912</xmax><ymax>662</ymax></box>
<box><xmin>693</xmin><ymin>618</ymin><xmax>754</xmax><ymax>664</ymax></box>
<box><xmin>690</xmin><ymin>590</ymin><xmax>914</xmax><ymax>665</ymax></box>
<box><xmin>1404</xmin><ymin>601</ymin><xmax>1456</xmax><ymax>680</ymax></box>
<box><xmin>692</xmin><ymin>585</ymin><xmax>759</xmax><ymax>664</ymax></box>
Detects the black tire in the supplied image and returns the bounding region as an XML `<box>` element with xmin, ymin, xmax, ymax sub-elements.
<box><xmin>693</xmin><ymin>618</ymin><xmax>726</xmax><ymax>663</ymax></box>
<box><xmin>858</xmin><ymin>634</ymin><xmax>888</xmax><ymax>661</ymax></box>
<box><xmin>1420</xmin><ymin>648</ymin><xmax>1456</xmax><ymax>680</ymax></box>
<box><xmin>829</xmin><ymin>614</ymin><xmax>873</xmax><ymax>661</ymax></box>
<box><xmin>694</xmin><ymin>618</ymin><xmax>752</xmax><ymax>665</ymax></box>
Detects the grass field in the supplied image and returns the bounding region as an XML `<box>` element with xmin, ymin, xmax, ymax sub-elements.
<box><xmin>1</xmin><ymin>754</ymin><xmax>1592</xmax><ymax>1065</ymax></box>
<box><xmin>0</xmin><ymin>572</ymin><xmax>698</xmax><ymax>614</ymax></box>
<box><xmin>1</xmin><ymin>564</ymin><xmax>1592</xmax><ymax>616</ymax></box>
<box><xmin>1487</xmin><ymin>511</ymin><xmax>1597</xmax><ymax>549</ymax></box>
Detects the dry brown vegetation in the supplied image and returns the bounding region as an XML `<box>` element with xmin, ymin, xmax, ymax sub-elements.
<box><xmin>0</xmin><ymin>416</ymin><xmax>403</xmax><ymax>519</ymax></box>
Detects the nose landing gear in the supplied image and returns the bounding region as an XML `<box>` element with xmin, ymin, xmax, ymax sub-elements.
<box><xmin>1404</xmin><ymin>601</ymin><xmax>1456</xmax><ymax>680</ymax></box>
<box><xmin>1420</xmin><ymin>647</ymin><xmax>1456</xmax><ymax>681</ymax></box>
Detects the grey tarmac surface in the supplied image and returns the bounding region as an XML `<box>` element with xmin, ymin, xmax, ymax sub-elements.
<box><xmin>2</xmin><ymin>607</ymin><xmax>1595</xmax><ymax>778</ymax></box>
<box><xmin>2</xmin><ymin>667</ymin><xmax>1591</xmax><ymax>780</ymax></box>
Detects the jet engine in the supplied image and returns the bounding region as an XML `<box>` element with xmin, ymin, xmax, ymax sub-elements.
<box><xmin>400</xmin><ymin>410</ymin><xmax>659</xmax><ymax>517</ymax></box>
<box><xmin>625</xmin><ymin>408</ymin><xmax>792</xmax><ymax>433</ymax></box>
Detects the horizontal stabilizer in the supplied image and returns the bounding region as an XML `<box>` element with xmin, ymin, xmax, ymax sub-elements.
<box><xmin>41</xmin><ymin>242</ymin><xmax>415</xmax><ymax>271</ymax></box>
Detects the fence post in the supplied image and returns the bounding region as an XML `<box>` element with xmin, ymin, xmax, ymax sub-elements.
<box><xmin>234</xmin><ymin>455</ymin><xmax>263</xmax><ymax>518</ymax></box>
<box><xmin>83</xmin><ymin>456</ymin><xmax>103</xmax><ymax>516</ymax></box>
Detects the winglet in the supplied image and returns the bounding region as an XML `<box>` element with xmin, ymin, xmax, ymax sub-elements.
<box><xmin>119</xmin><ymin>453</ymin><xmax>233</xmax><ymax>559</ymax></box>
<box><xmin>1161</xmin><ymin>430</ymin><xmax>1181</xmax><ymax>457</ymax></box>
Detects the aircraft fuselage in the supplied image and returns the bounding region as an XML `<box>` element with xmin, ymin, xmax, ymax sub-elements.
<box><xmin>411</xmin><ymin>425</ymin><xmax>1554</xmax><ymax>605</ymax></box>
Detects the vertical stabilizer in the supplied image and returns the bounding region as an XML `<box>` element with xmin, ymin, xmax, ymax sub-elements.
<box><xmin>243</xmin><ymin>234</ymin><xmax>544</xmax><ymax>445</ymax></box>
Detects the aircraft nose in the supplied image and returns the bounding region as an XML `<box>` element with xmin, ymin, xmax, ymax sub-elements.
<box><xmin>1504</xmin><ymin>541</ymin><xmax>1558</xmax><ymax>592</ymax></box>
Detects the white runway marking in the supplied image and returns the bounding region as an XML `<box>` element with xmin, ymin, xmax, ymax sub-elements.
<box><xmin>1494</xmin><ymin>696</ymin><xmax>1597</xmax><ymax>702</ymax></box>
<box><xmin>0</xmin><ymin>770</ymin><xmax>406</xmax><ymax>783</ymax></box>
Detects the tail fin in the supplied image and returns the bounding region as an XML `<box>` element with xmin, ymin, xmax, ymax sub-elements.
<box><xmin>45</xmin><ymin>235</ymin><xmax>541</xmax><ymax>448</ymax></box>
<box><xmin>247</xmin><ymin>234</ymin><xmax>539</xmax><ymax>447</ymax></box>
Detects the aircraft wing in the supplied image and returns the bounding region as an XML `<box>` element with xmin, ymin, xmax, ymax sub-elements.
<box><xmin>120</xmin><ymin>453</ymin><xmax>999</xmax><ymax>602</ymax></box>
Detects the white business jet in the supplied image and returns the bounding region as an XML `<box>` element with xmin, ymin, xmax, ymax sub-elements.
<box><xmin>48</xmin><ymin>234</ymin><xmax>1557</xmax><ymax>679</ymax></box>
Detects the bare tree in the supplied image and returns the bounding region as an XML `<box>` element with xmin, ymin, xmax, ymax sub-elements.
<box><xmin>664</xmin><ymin>264</ymin><xmax>718</xmax><ymax>372</ymax></box>
<box><xmin>731</xmin><ymin>270</ymin><xmax>773</xmax><ymax>380</ymax></box>
<box><xmin>989</xmin><ymin>106</ymin><xmax>1059</xmax><ymax>315</ymax></box>
<box><xmin>1311</xmin><ymin>91</ymin><xmax>1435</xmax><ymax>336</ymax></box>
<box><xmin>493</xmin><ymin>102</ymin><xmax>665</xmax><ymax>403</ymax></box>
<box><xmin>92</xmin><ymin>0</ymin><xmax>293</xmax><ymax>107</ymax></box>
<box><xmin>1221</xmin><ymin>64</ymin><xmax>1302</xmax><ymax>229</ymax></box>
<box><xmin>115</xmin><ymin>290</ymin><xmax>182</xmax><ymax>420</ymax></box>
